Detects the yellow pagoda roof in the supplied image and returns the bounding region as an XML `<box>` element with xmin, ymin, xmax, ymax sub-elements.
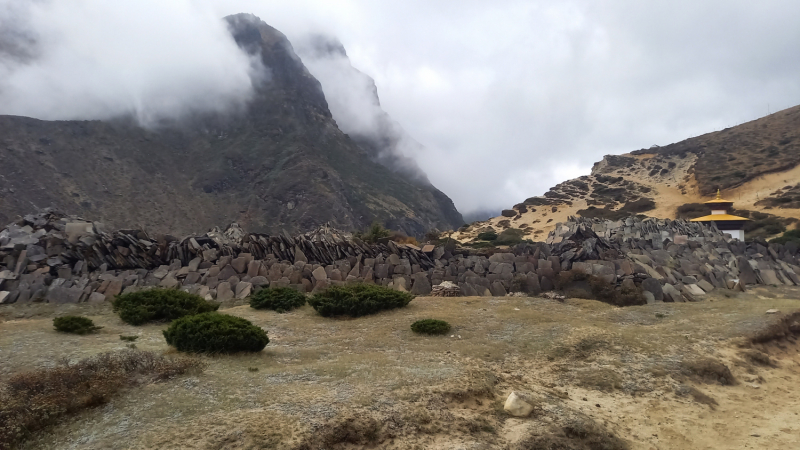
<box><xmin>704</xmin><ymin>189</ymin><xmax>733</xmax><ymax>204</ymax></box>
<box><xmin>690</xmin><ymin>214</ymin><xmax>750</xmax><ymax>222</ymax></box>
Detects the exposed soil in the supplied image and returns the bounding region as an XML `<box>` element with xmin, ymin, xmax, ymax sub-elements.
<box><xmin>2</xmin><ymin>286</ymin><xmax>800</xmax><ymax>449</ymax></box>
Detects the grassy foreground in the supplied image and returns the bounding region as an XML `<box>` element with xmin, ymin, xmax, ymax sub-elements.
<box><xmin>1</xmin><ymin>285</ymin><xmax>799</xmax><ymax>449</ymax></box>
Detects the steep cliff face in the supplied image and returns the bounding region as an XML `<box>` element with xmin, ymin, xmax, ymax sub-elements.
<box><xmin>0</xmin><ymin>14</ymin><xmax>463</xmax><ymax>236</ymax></box>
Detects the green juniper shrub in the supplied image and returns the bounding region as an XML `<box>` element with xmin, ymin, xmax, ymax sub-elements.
<box><xmin>249</xmin><ymin>287</ymin><xmax>306</xmax><ymax>313</ymax></box>
<box><xmin>119</xmin><ymin>335</ymin><xmax>139</xmax><ymax>342</ymax></box>
<box><xmin>53</xmin><ymin>316</ymin><xmax>102</xmax><ymax>335</ymax></box>
<box><xmin>354</xmin><ymin>222</ymin><xmax>391</xmax><ymax>244</ymax></box>
<box><xmin>411</xmin><ymin>319</ymin><xmax>451</xmax><ymax>335</ymax></box>
<box><xmin>163</xmin><ymin>312</ymin><xmax>269</xmax><ymax>353</ymax></box>
<box><xmin>476</xmin><ymin>231</ymin><xmax>498</xmax><ymax>241</ymax></box>
<box><xmin>495</xmin><ymin>228</ymin><xmax>525</xmax><ymax>246</ymax></box>
<box><xmin>112</xmin><ymin>288</ymin><xmax>219</xmax><ymax>325</ymax></box>
<box><xmin>308</xmin><ymin>284</ymin><xmax>414</xmax><ymax>318</ymax></box>
<box><xmin>770</xmin><ymin>228</ymin><xmax>800</xmax><ymax>244</ymax></box>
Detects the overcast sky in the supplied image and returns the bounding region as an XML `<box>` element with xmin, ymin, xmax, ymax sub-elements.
<box><xmin>2</xmin><ymin>1</ymin><xmax>800</xmax><ymax>215</ymax></box>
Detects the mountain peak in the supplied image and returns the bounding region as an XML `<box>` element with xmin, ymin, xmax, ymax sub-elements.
<box><xmin>0</xmin><ymin>15</ymin><xmax>463</xmax><ymax>236</ymax></box>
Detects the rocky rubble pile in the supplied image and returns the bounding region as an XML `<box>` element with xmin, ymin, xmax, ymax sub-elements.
<box><xmin>430</xmin><ymin>281</ymin><xmax>461</xmax><ymax>297</ymax></box>
<box><xmin>546</xmin><ymin>216</ymin><xmax>800</xmax><ymax>302</ymax></box>
<box><xmin>2</xmin><ymin>211</ymin><xmax>800</xmax><ymax>306</ymax></box>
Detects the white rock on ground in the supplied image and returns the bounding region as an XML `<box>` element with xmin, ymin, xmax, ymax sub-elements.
<box><xmin>504</xmin><ymin>391</ymin><xmax>535</xmax><ymax>417</ymax></box>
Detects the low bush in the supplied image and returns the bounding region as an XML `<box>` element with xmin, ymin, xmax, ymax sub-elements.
<box><xmin>680</xmin><ymin>358</ymin><xmax>735</xmax><ymax>385</ymax></box>
<box><xmin>0</xmin><ymin>350</ymin><xmax>202</xmax><ymax>448</ymax></box>
<box><xmin>576</xmin><ymin>206</ymin><xmax>628</xmax><ymax>221</ymax></box>
<box><xmin>249</xmin><ymin>287</ymin><xmax>306</xmax><ymax>313</ymax></box>
<box><xmin>501</xmin><ymin>209</ymin><xmax>517</xmax><ymax>217</ymax></box>
<box><xmin>770</xmin><ymin>229</ymin><xmax>800</xmax><ymax>244</ymax></box>
<box><xmin>308</xmin><ymin>284</ymin><xmax>414</xmax><ymax>317</ymax></box>
<box><xmin>163</xmin><ymin>312</ymin><xmax>269</xmax><ymax>353</ymax></box>
<box><xmin>112</xmin><ymin>288</ymin><xmax>219</xmax><ymax>325</ymax></box>
<box><xmin>53</xmin><ymin>316</ymin><xmax>102</xmax><ymax>334</ymax></box>
<box><xmin>495</xmin><ymin>228</ymin><xmax>525</xmax><ymax>246</ymax></box>
<box><xmin>411</xmin><ymin>319</ymin><xmax>451</xmax><ymax>335</ymax></box>
<box><xmin>675</xmin><ymin>202</ymin><xmax>707</xmax><ymax>219</ymax></box>
<box><xmin>476</xmin><ymin>231</ymin><xmax>498</xmax><ymax>241</ymax></box>
<box><xmin>620</xmin><ymin>198</ymin><xmax>656</xmax><ymax>213</ymax></box>
<box><xmin>354</xmin><ymin>222</ymin><xmax>390</xmax><ymax>244</ymax></box>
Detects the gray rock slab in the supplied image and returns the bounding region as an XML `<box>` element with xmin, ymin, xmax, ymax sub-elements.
<box><xmin>152</xmin><ymin>265</ymin><xmax>170</xmax><ymax>279</ymax></box>
<box><xmin>231</xmin><ymin>257</ymin><xmax>248</xmax><ymax>274</ymax></box>
<box><xmin>490</xmin><ymin>281</ymin><xmax>507</xmax><ymax>296</ymax></box>
<box><xmin>104</xmin><ymin>280</ymin><xmax>123</xmax><ymax>300</ymax></box>
<box><xmin>641</xmin><ymin>278</ymin><xmax>664</xmax><ymax>301</ymax></box>
<box><xmin>87</xmin><ymin>292</ymin><xmax>106</xmax><ymax>303</ymax></box>
<box><xmin>159</xmin><ymin>275</ymin><xmax>179</xmax><ymax>289</ymax></box>
<box><xmin>410</xmin><ymin>273</ymin><xmax>432</xmax><ymax>295</ymax></box>
<box><xmin>184</xmin><ymin>272</ymin><xmax>201</xmax><ymax>285</ymax></box>
<box><xmin>235</xmin><ymin>282</ymin><xmax>252</xmax><ymax>299</ymax></box>
<box><xmin>216</xmin><ymin>282</ymin><xmax>234</xmax><ymax>301</ymax></box>
<box><xmin>312</xmin><ymin>266</ymin><xmax>327</xmax><ymax>282</ymax></box>
<box><xmin>251</xmin><ymin>276</ymin><xmax>269</xmax><ymax>287</ymax></box>
<box><xmin>247</xmin><ymin>260</ymin><xmax>261</xmax><ymax>278</ymax></box>
<box><xmin>697</xmin><ymin>279</ymin><xmax>715</xmax><ymax>293</ymax></box>
<box><xmin>760</xmin><ymin>269</ymin><xmax>780</xmax><ymax>285</ymax></box>
<box><xmin>47</xmin><ymin>286</ymin><xmax>83</xmax><ymax>304</ymax></box>
<box><xmin>187</xmin><ymin>257</ymin><xmax>202</xmax><ymax>272</ymax></box>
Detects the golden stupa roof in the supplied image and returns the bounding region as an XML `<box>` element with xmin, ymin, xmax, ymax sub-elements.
<box><xmin>689</xmin><ymin>189</ymin><xmax>749</xmax><ymax>221</ymax></box>
<box><xmin>690</xmin><ymin>214</ymin><xmax>750</xmax><ymax>222</ymax></box>
<box><xmin>703</xmin><ymin>189</ymin><xmax>734</xmax><ymax>204</ymax></box>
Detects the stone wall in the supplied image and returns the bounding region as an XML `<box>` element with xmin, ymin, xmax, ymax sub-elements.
<box><xmin>2</xmin><ymin>211</ymin><xmax>800</xmax><ymax>306</ymax></box>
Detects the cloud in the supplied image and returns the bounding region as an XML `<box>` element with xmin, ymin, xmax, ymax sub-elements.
<box><xmin>2</xmin><ymin>0</ymin><xmax>800</xmax><ymax>216</ymax></box>
<box><xmin>0</xmin><ymin>0</ymin><xmax>259</xmax><ymax>125</ymax></box>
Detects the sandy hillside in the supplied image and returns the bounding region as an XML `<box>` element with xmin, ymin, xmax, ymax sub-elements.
<box><xmin>2</xmin><ymin>287</ymin><xmax>800</xmax><ymax>449</ymax></box>
<box><xmin>453</xmin><ymin>149</ymin><xmax>800</xmax><ymax>243</ymax></box>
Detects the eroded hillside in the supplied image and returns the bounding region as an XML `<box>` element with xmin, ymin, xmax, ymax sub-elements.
<box><xmin>456</xmin><ymin>105</ymin><xmax>800</xmax><ymax>243</ymax></box>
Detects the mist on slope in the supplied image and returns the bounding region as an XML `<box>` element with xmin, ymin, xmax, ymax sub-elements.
<box><xmin>0</xmin><ymin>0</ymin><xmax>261</xmax><ymax>126</ymax></box>
<box><xmin>293</xmin><ymin>34</ymin><xmax>433</xmax><ymax>185</ymax></box>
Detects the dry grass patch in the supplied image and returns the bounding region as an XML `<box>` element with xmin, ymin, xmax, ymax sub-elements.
<box><xmin>0</xmin><ymin>349</ymin><xmax>204</xmax><ymax>449</ymax></box>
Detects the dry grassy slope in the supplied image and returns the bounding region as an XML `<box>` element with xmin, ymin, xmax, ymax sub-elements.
<box><xmin>454</xmin><ymin>105</ymin><xmax>800</xmax><ymax>243</ymax></box>
<box><xmin>2</xmin><ymin>287</ymin><xmax>800</xmax><ymax>449</ymax></box>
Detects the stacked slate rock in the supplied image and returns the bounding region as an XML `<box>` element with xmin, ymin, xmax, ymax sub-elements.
<box><xmin>431</xmin><ymin>281</ymin><xmax>461</xmax><ymax>297</ymax></box>
<box><xmin>2</xmin><ymin>210</ymin><xmax>800</xmax><ymax>306</ymax></box>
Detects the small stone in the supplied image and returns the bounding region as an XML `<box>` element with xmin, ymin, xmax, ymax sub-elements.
<box><xmin>766</xmin><ymin>309</ymin><xmax>779</xmax><ymax>314</ymax></box>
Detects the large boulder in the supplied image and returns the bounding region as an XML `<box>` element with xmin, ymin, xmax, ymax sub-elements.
<box><xmin>410</xmin><ymin>272</ymin><xmax>432</xmax><ymax>295</ymax></box>
<box><xmin>641</xmin><ymin>278</ymin><xmax>664</xmax><ymax>301</ymax></box>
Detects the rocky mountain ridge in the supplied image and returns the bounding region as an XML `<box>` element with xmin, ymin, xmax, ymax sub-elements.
<box><xmin>0</xmin><ymin>14</ymin><xmax>463</xmax><ymax>237</ymax></box>
<box><xmin>455</xmin><ymin>104</ymin><xmax>800</xmax><ymax>243</ymax></box>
